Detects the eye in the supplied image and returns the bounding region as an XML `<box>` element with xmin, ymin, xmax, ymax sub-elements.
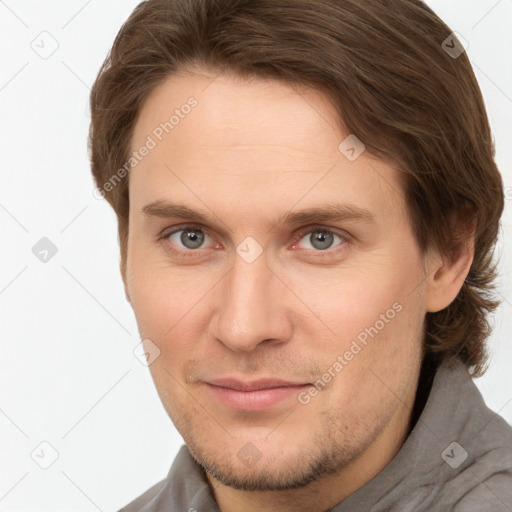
<box><xmin>296</xmin><ymin>227</ymin><xmax>345</xmax><ymax>251</ymax></box>
<box><xmin>166</xmin><ymin>227</ymin><xmax>213</xmax><ymax>250</ymax></box>
<box><xmin>159</xmin><ymin>224</ymin><xmax>347</xmax><ymax>257</ymax></box>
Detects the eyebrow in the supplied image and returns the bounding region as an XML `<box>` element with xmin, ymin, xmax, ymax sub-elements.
<box><xmin>141</xmin><ymin>199</ymin><xmax>375</xmax><ymax>227</ymax></box>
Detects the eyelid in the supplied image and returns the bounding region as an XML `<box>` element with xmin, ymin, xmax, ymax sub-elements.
<box><xmin>159</xmin><ymin>223</ymin><xmax>213</xmax><ymax>240</ymax></box>
<box><xmin>293</xmin><ymin>224</ymin><xmax>349</xmax><ymax>242</ymax></box>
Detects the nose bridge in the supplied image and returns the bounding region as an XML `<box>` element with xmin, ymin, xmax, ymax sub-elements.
<box><xmin>211</xmin><ymin>249</ymin><xmax>290</xmax><ymax>352</ymax></box>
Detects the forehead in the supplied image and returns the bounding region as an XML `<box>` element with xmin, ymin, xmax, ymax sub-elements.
<box><xmin>129</xmin><ymin>72</ymin><xmax>406</xmax><ymax>224</ymax></box>
<box><xmin>133</xmin><ymin>71</ymin><xmax>342</xmax><ymax>156</ymax></box>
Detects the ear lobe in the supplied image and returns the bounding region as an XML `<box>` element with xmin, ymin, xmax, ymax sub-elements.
<box><xmin>425</xmin><ymin>214</ymin><xmax>475</xmax><ymax>313</ymax></box>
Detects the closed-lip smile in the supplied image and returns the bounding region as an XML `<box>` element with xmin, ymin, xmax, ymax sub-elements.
<box><xmin>203</xmin><ymin>377</ymin><xmax>310</xmax><ymax>411</ymax></box>
<box><xmin>205</xmin><ymin>377</ymin><xmax>309</xmax><ymax>391</ymax></box>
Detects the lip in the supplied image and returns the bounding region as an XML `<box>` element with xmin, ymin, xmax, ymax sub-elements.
<box><xmin>204</xmin><ymin>378</ymin><xmax>310</xmax><ymax>411</ymax></box>
<box><xmin>206</xmin><ymin>377</ymin><xmax>308</xmax><ymax>391</ymax></box>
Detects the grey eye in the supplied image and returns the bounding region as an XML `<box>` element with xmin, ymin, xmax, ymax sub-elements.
<box><xmin>169</xmin><ymin>228</ymin><xmax>208</xmax><ymax>249</ymax></box>
<box><xmin>298</xmin><ymin>229</ymin><xmax>343</xmax><ymax>251</ymax></box>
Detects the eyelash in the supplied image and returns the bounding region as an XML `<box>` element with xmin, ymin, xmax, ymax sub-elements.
<box><xmin>157</xmin><ymin>224</ymin><xmax>349</xmax><ymax>258</ymax></box>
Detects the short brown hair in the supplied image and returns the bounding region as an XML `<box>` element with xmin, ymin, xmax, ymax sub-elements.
<box><xmin>89</xmin><ymin>0</ymin><xmax>504</xmax><ymax>377</ymax></box>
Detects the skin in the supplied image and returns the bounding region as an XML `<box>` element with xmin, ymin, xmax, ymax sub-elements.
<box><xmin>122</xmin><ymin>70</ymin><xmax>473</xmax><ymax>512</ymax></box>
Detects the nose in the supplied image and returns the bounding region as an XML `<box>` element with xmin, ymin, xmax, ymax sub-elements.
<box><xmin>209</xmin><ymin>249</ymin><xmax>293</xmax><ymax>352</ymax></box>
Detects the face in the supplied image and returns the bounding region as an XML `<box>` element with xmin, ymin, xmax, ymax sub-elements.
<box><xmin>124</xmin><ymin>70</ymin><xmax>428</xmax><ymax>492</ymax></box>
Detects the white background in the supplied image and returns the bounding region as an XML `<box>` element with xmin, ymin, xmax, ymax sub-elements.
<box><xmin>1</xmin><ymin>1</ymin><xmax>511</xmax><ymax>510</ymax></box>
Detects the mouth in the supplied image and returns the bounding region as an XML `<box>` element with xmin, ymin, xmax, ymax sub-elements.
<box><xmin>203</xmin><ymin>378</ymin><xmax>310</xmax><ymax>411</ymax></box>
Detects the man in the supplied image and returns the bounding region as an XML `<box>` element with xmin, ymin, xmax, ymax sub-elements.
<box><xmin>89</xmin><ymin>0</ymin><xmax>512</xmax><ymax>510</ymax></box>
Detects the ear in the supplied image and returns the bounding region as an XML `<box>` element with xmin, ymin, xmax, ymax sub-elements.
<box><xmin>425</xmin><ymin>211</ymin><xmax>475</xmax><ymax>313</ymax></box>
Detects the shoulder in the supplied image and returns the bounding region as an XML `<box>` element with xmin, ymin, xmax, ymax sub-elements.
<box><xmin>115</xmin><ymin>444</ymin><xmax>215</xmax><ymax>511</ymax></box>
<box><xmin>452</xmin><ymin>470</ymin><xmax>512</xmax><ymax>511</ymax></box>
<box><xmin>117</xmin><ymin>477</ymin><xmax>168</xmax><ymax>512</ymax></box>
<box><xmin>409</xmin><ymin>359</ymin><xmax>512</xmax><ymax>511</ymax></box>
<box><xmin>443</xmin><ymin>413</ymin><xmax>512</xmax><ymax>511</ymax></box>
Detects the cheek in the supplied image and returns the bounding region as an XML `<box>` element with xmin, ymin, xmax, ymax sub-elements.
<box><xmin>289</xmin><ymin>258</ymin><xmax>423</xmax><ymax>348</ymax></box>
<box><xmin>286</xmin><ymin>257</ymin><xmax>426</xmax><ymax>409</ymax></box>
<box><xmin>303</xmin><ymin>267</ymin><xmax>425</xmax><ymax>410</ymax></box>
<box><xmin>128</xmin><ymin>270</ymin><xmax>173</xmax><ymax>339</ymax></box>
<box><xmin>300</xmin><ymin>296</ymin><xmax>423</xmax><ymax>422</ymax></box>
<box><xmin>126</xmin><ymin>259</ymin><xmax>217</xmax><ymax>358</ymax></box>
